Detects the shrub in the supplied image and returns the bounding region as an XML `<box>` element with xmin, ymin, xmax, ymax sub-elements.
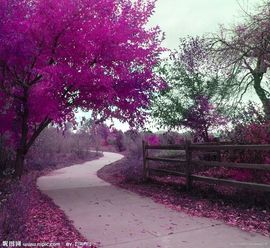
<box><xmin>26</xmin><ymin>126</ymin><xmax>92</xmax><ymax>171</ymax></box>
<box><xmin>1</xmin><ymin>175</ymin><xmax>35</xmax><ymax>240</ymax></box>
<box><xmin>0</xmin><ymin>172</ymin><xmax>92</xmax><ymax>244</ymax></box>
<box><xmin>146</xmin><ymin>134</ymin><xmax>160</xmax><ymax>145</ymax></box>
<box><xmin>124</xmin><ymin>130</ymin><xmax>143</xmax><ymax>158</ymax></box>
<box><xmin>224</xmin><ymin>122</ymin><xmax>270</xmax><ymax>183</ymax></box>
<box><xmin>115</xmin><ymin>130</ymin><xmax>143</xmax><ymax>181</ymax></box>
<box><xmin>110</xmin><ymin>129</ymin><xmax>125</xmax><ymax>152</ymax></box>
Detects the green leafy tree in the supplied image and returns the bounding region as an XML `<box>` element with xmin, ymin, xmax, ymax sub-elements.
<box><xmin>151</xmin><ymin>37</ymin><xmax>232</xmax><ymax>131</ymax></box>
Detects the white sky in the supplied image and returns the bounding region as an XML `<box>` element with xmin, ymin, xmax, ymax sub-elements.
<box><xmin>78</xmin><ymin>0</ymin><xmax>262</xmax><ymax>131</ymax></box>
<box><xmin>149</xmin><ymin>0</ymin><xmax>259</xmax><ymax>50</ymax></box>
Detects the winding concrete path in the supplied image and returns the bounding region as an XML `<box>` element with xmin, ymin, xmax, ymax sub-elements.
<box><xmin>37</xmin><ymin>152</ymin><xmax>269</xmax><ymax>248</ymax></box>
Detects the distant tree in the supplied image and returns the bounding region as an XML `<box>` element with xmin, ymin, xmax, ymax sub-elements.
<box><xmin>211</xmin><ymin>1</ymin><xmax>270</xmax><ymax>119</ymax></box>
<box><xmin>81</xmin><ymin>118</ymin><xmax>106</xmax><ymax>152</ymax></box>
<box><xmin>0</xmin><ymin>0</ymin><xmax>164</xmax><ymax>176</ymax></box>
<box><xmin>111</xmin><ymin>129</ymin><xmax>125</xmax><ymax>152</ymax></box>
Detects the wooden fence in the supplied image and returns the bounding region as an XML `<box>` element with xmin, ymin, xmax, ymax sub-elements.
<box><xmin>142</xmin><ymin>140</ymin><xmax>270</xmax><ymax>192</ymax></box>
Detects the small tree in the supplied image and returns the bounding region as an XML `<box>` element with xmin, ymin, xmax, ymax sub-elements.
<box><xmin>151</xmin><ymin>36</ymin><xmax>230</xmax><ymax>131</ymax></box>
<box><xmin>182</xmin><ymin>95</ymin><xmax>227</xmax><ymax>142</ymax></box>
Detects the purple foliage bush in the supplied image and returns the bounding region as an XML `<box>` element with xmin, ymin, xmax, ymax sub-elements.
<box><xmin>1</xmin><ymin>175</ymin><xmax>35</xmax><ymax>240</ymax></box>
<box><xmin>146</xmin><ymin>134</ymin><xmax>160</xmax><ymax>145</ymax></box>
<box><xmin>223</xmin><ymin>122</ymin><xmax>270</xmax><ymax>183</ymax></box>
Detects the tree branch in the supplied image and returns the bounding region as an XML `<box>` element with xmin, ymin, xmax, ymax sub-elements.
<box><xmin>26</xmin><ymin>117</ymin><xmax>51</xmax><ymax>153</ymax></box>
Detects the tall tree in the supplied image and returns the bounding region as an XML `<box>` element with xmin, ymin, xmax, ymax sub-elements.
<box><xmin>0</xmin><ymin>0</ymin><xmax>164</xmax><ymax>176</ymax></box>
<box><xmin>151</xmin><ymin>37</ymin><xmax>231</xmax><ymax>131</ymax></box>
<box><xmin>211</xmin><ymin>1</ymin><xmax>270</xmax><ymax>119</ymax></box>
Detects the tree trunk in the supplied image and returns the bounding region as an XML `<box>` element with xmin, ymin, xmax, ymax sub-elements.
<box><xmin>203</xmin><ymin>126</ymin><xmax>210</xmax><ymax>143</ymax></box>
<box><xmin>262</xmin><ymin>100</ymin><xmax>270</xmax><ymax>121</ymax></box>
<box><xmin>253</xmin><ymin>73</ymin><xmax>270</xmax><ymax>120</ymax></box>
<box><xmin>14</xmin><ymin>149</ymin><xmax>25</xmax><ymax>178</ymax></box>
<box><xmin>14</xmin><ymin>87</ymin><xmax>29</xmax><ymax>178</ymax></box>
<box><xmin>13</xmin><ymin>117</ymin><xmax>51</xmax><ymax>178</ymax></box>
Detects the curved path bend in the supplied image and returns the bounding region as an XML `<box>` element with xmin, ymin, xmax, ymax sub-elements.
<box><xmin>37</xmin><ymin>152</ymin><xmax>269</xmax><ymax>248</ymax></box>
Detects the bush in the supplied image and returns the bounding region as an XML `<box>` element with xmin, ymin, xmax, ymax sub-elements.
<box><xmin>0</xmin><ymin>172</ymin><xmax>92</xmax><ymax>244</ymax></box>
<box><xmin>1</xmin><ymin>175</ymin><xmax>35</xmax><ymax>240</ymax></box>
<box><xmin>223</xmin><ymin>122</ymin><xmax>270</xmax><ymax>183</ymax></box>
<box><xmin>113</xmin><ymin>130</ymin><xmax>143</xmax><ymax>181</ymax></box>
<box><xmin>159</xmin><ymin>132</ymin><xmax>185</xmax><ymax>145</ymax></box>
<box><xmin>124</xmin><ymin>130</ymin><xmax>143</xmax><ymax>158</ymax></box>
<box><xmin>109</xmin><ymin>129</ymin><xmax>125</xmax><ymax>152</ymax></box>
<box><xmin>26</xmin><ymin>127</ymin><xmax>92</xmax><ymax>171</ymax></box>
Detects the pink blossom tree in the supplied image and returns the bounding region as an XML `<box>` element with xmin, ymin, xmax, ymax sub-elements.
<box><xmin>0</xmin><ymin>0</ymin><xmax>164</xmax><ymax>176</ymax></box>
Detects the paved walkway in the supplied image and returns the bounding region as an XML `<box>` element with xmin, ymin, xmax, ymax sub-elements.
<box><xmin>37</xmin><ymin>152</ymin><xmax>269</xmax><ymax>248</ymax></box>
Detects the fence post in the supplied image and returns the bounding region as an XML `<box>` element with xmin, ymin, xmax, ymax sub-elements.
<box><xmin>214</xmin><ymin>139</ymin><xmax>221</xmax><ymax>162</ymax></box>
<box><xmin>185</xmin><ymin>140</ymin><xmax>192</xmax><ymax>191</ymax></box>
<box><xmin>142</xmin><ymin>140</ymin><xmax>149</xmax><ymax>180</ymax></box>
<box><xmin>217</xmin><ymin>149</ymin><xmax>221</xmax><ymax>162</ymax></box>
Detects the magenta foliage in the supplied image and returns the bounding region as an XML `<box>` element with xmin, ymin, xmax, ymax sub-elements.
<box><xmin>0</xmin><ymin>0</ymin><xmax>164</xmax><ymax>147</ymax></box>
<box><xmin>229</xmin><ymin>169</ymin><xmax>253</xmax><ymax>182</ymax></box>
<box><xmin>146</xmin><ymin>134</ymin><xmax>160</xmax><ymax>145</ymax></box>
<box><xmin>231</xmin><ymin>123</ymin><xmax>270</xmax><ymax>146</ymax></box>
<box><xmin>182</xmin><ymin>95</ymin><xmax>226</xmax><ymax>142</ymax></box>
<box><xmin>225</xmin><ymin>122</ymin><xmax>270</xmax><ymax>183</ymax></box>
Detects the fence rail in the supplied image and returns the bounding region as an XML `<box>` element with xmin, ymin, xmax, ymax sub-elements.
<box><xmin>142</xmin><ymin>140</ymin><xmax>270</xmax><ymax>192</ymax></box>
<box><xmin>145</xmin><ymin>144</ymin><xmax>186</xmax><ymax>150</ymax></box>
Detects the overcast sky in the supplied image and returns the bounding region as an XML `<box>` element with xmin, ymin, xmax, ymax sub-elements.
<box><xmin>149</xmin><ymin>0</ymin><xmax>260</xmax><ymax>50</ymax></box>
<box><xmin>78</xmin><ymin>0</ymin><xmax>262</xmax><ymax>131</ymax></box>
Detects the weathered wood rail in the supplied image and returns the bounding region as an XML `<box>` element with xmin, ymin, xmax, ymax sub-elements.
<box><xmin>142</xmin><ymin>140</ymin><xmax>270</xmax><ymax>192</ymax></box>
